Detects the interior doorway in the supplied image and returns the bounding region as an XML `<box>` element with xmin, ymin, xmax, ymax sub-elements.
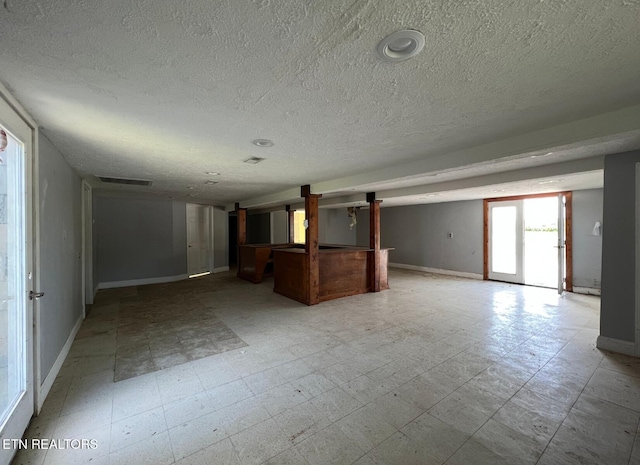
<box><xmin>186</xmin><ymin>204</ymin><xmax>212</xmax><ymax>277</ymax></box>
<box><xmin>484</xmin><ymin>192</ymin><xmax>573</xmax><ymax>293</ymax></box>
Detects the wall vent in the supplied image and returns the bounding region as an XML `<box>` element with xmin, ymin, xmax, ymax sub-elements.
<box><xmin>243</xmin><ymin>157</ymin><xmax>265</xmax><ymax>164</ymax></box>
<box><xmin>97</xmin><ymin>176</ymin><xmax>153</xmax><ymax>186</ymax></box>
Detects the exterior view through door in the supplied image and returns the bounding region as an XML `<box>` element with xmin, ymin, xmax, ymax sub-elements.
<box><xmin>0</xmin><ymin>102</ymin><xmax>35</xmax><ymax>465</ymax></box>
<box><xmin>484</xmin><ymin>193</ymin><xmax>573</xmax><ymax>294</ymax></box>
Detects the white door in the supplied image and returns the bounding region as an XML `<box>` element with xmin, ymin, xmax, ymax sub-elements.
<box><xmin>0</xmin><ymin>99</ymin><xmax>35</xmax><ymax>464</ymax></box>
<box><xmin>488</xmin><ymin>200</ymin><xmax>524</xmax><ymax>284</ymax></box>
<box><xmin>186</xmin><ymin>204</ymin><xmax>211</xmax><ymax>276</ymax></box>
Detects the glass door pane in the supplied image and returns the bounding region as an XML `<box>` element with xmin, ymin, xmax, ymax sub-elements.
<box><xmin>488</xmin><ymin>200</ymin><xmax>524</xmax><ymax>284</ymax></box>
<box><xmin>0</xmin><ymin>127</ymin><xmax>27</xmax><ymax>425</ymax></box>
<box><xmin>0</xmin><ymin>107</ymin><xmax>33</xmax><ymax>465</ymax></box>
<box><xmin>491</xmin><ymin>206</ymin><xmax>517</xmax><ymax>274</ymax></box>
<box><xmin>523</xmin><ymin>197</ymin><xmax>559</xmax><ymax>288</ymax></box>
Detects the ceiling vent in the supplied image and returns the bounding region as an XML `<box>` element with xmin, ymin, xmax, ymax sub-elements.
<box><xmin>97</xmin><ymin>176</ymin><xmax>153</xmax><ymax>186</ymax></box>
<box><xmin>244</xmin><ymin>157</ymin><xmax>265</xmax><ymax>164</ymax></box>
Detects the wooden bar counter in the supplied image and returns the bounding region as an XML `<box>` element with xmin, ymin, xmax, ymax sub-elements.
<box><xmin>237</xmin><ymin>243</ymin><xmax>295</xmax><ymax>283</ymax></box>
<box><xmin>272</xmin><ymin>245</ymin><xmax>391</xmax><ymax>305</ymax></box>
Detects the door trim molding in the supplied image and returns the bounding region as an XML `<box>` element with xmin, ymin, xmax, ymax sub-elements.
<box><xmin>389</xmin><ymin>263</ymin><xmax>483</xmax><ymax>280</ymax></box>
<box><xmin>98</xmin><ymin>274</ymin><xmax>188</xmax><ymax>290</ymax></box>
<box><xmin>37</xmin><ymin>315</ymin><xmax>82</xmax><ymax>412</ymax></box>
<box><xmin>483</xmin><ymin>191</ymin><xmax>573</xmax><ymax>291</ymax></box>
<box><xmin>596</xmin><ymin>335</ymin><xmax>636</xmax><ymax>356</ymax></box>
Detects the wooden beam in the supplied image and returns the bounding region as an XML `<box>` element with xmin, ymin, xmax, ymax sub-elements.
<box><xmin>235</xmin><ymin>205</ymin><xmax>247</xmax><ymax>277</ymax></box>
<box><xmin>565</xmin><ymin>192</ymin><xmax>573</xmax><ymax>292</ymax></box>
<box><xmin>302</xmin><ymin>187</ymin><xmax>322</xmax><ymax>305</ymax></box>
<box><xmin>369</xmin><ymin>197</ymin><xmax>382</xmax><ymax>292</ymax></box>
<box><xmin>286</xmin><ymin>205</ymin><xmax>295</xmax><ymax>243</ymax></box>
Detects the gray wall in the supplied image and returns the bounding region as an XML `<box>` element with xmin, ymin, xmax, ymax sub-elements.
<box><xmin>95</xmin><ymin>196</ymin><xmax>187</xmax><ymax>284</ymax></box>
<box><xmin>213</xmin><ymin>207</ymin><xmax>228</xmax><ymax>269</ymax></box>
<box><xmin>38</xmin><ymin>133</ymin><xmax>83</xmax><ymax>381</ymax></box>
<box><xmin>92</xmin><ymin>194</ymin><xmax>99</xmax><ymax>295</ymax></box>
<box><xmin>601</xmin><ymin>150</ymin><xmax>640</xmax><ymax>343</ymax></box>
<box><xmin>356</xmin><ymin>209</ymin><xmax>370</xmax><ymax>247</ymax></box>
<box><xmin>361</xmin><ymin>201</ymin><xmax>484</xmax><ymax>274</ymax></box>
<box><xmin>321</xmin><ymin>209</ymin><xmax>357</xmax><ymax>245</ymax></box>
<box><xmin>572</xmin><ymin>189</ymin><xmax>603</xmax><ymax>289</ymax></box>
<box><xmin>247</xmin><ymin>212</ymin><xmax>270</xmax><ymax>244</ymax></box>
<box><xmin>271</xmin><ymin>211</ymin><xmax>288</xmax><ymax>243</ymax></box>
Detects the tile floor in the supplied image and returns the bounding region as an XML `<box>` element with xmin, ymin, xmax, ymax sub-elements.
<box><xmin>109</xmin><ymin>280</ymin><xmax>247</xmax><ymax>381</ymax></box>
<box><xmin>13</xmin><ymin>269</ymin><xmax>640</xmax><ymax>465</ymax></box>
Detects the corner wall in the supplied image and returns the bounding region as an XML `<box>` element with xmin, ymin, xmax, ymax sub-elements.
<box><xmin>600</xmin><ymin>150</ymin><xmax>640</xmax><ymax>348</ymax></box>
<box><xmin>37</xmin><ymin>133</ymin><xmax>83</xmax><ymax>383</ymax></box>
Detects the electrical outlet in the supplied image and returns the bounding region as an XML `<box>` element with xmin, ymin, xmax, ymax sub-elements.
<box><xmin>447</xmin><ymin>232</ymin><xmax>453</xmax><ymax>238</ymax></box>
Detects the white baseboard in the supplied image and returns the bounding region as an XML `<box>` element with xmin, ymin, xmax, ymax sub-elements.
<box><xmin>596</xmin><ymin>336</ymin><xmax>637</xmax><ymax>356</ymax></box>
<box><xmin>98</xmin><ymin>273</ymin><xmax>188</xmax><ymax>290</ymax></box>
<box><xmin>573</xmin><ymin>286</ymin><xmax>601</xmax><ymax>296</ymax></box>
<box><xmin>213</xmin><ymin>266</ymin><xmax>230</xmax><ymax>273</ymax></box>
<box><xmin>37</xmin><ymin>315</ymin><xmax>83</xmax><ymax>413</ymax></box>
<box><xmin>389</xmin><ymin>263</ymin><xmax>483</xmax><ymax>280</ymax></box>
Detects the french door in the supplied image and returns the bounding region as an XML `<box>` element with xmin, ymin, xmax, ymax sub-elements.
<box><xmin>0</xmin><ymin>97</ymin><xmax>34</xmax><ymax>464</ymax></box>
<box><xmin>486</xmin><ymin>193</ymin><xmax>571</xmax><ymax>294</ymax></box>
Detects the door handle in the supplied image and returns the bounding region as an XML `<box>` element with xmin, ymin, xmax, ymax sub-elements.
<box><xmin>29</xmin><ymin>291</ymin><xmax>45</xmax><ymax>300</ymax></box>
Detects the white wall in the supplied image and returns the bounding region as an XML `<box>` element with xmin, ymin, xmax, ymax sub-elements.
<box><xmin>95</xmin><ymin>195</ymin><xmax>188</xmax><ymax>285</ymax></box>
<box><xmin>37</xmin><ymin>133</ymin><xmax>83</xmax><ymax>382</ymax></box>
<box><xmin>572</xmin><ymin>189</ymin><xmax>603</xmax><ymax>289</ymax></box>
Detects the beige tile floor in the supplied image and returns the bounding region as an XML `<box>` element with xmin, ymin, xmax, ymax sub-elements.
<box><xmin>13</xmin><ymin>269</ymin><xmax>640</xmax><ymax>465</ymax></box>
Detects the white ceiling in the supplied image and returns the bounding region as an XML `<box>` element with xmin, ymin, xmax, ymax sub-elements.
<box><xmin>1</xmin><ymin>0</ymin><xmax>639</xmax><ymax>209</ymax></box>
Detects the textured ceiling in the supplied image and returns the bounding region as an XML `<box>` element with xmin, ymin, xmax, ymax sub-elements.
<box><xmin>1</xmin><ymin>0</ymin><xmax>639</xmax><ymax>207</ymax></box>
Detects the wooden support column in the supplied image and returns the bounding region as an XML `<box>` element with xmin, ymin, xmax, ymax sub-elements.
<box><xmin>302</xmin><ymin>185</ymin><xmax>322</xmax><ymax>305</ymax></box>
<box><xmin>367</xmin><ymin>192</ymin><xmax>382</xmax><ymax>292</ymax></box>
<box><xmin>286</xmin><ymin>205</ymin><xmax>295</xmax><ymax>243</ymax></box>
<box><xmin>235</xmin><ymin>203</ymin><xmax>247</xmax><ymax>277</ymax></box>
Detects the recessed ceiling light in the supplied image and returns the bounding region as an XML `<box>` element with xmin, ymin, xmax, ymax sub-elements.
<box><xmin>204</xmin><ymin>181</ymin><xmax>217</xmax><ymax>185</ymax></box>
<box><xmin>205</xmin><ymin>172</ymin><xmax>220</xmax><ymax>176</ymax></box>
<box><xmin>377</xmin><ymin>30</ymin><xmax>425</xmax><ymax>62</ymax></box>
<box><xmin>252</xmin><ymin>139</ymin><xmax>274</xmax><ymax>148</ymax></box>
<box><xmin>187</xmin><ymin>186</ymin><xmax>196</xmax><ymax>190</ymax></box>
<box><xmin>244</xmin><ymin>157</ymin><xmax>265</xmax><ymax>164</ymax></box>
<box><xmin>492</xmin><ymin>189</ymin><xmax>506</xmax><ymax>193</ymax></box>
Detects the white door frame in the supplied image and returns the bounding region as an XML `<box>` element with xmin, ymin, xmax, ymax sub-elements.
<box><xmin>81</xmin><ymin>181</ymin><xmax>93</xmax><ymax>310</ymax></box>
<box><xmin>0</xmin><ymin>85</ymin><xmax>38</xmax><ymax>463</ymax></box>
